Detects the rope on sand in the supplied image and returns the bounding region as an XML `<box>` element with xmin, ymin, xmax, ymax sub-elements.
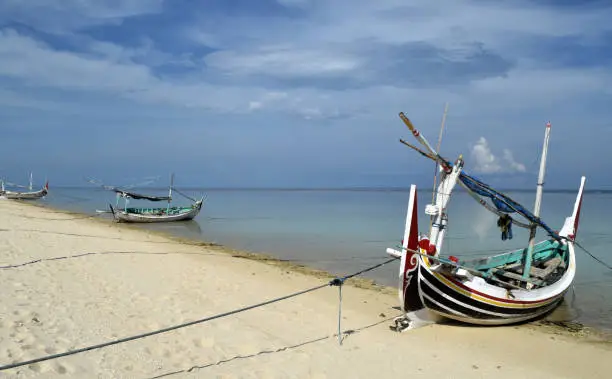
<box><xmin>0</xmin><ymin>257</ymin><xmax>399</xmax><ymax>371</ymax></box>
<box><xmin>0</xmin><ymin>250</ymin><xmax>392</xmax><ymax>270</ymax></box>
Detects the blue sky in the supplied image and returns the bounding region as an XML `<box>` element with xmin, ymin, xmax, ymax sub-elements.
<box><xmin>1</xmin><ymin>0</ymin><xmax>611</xmax><ymax>189</ymax></box>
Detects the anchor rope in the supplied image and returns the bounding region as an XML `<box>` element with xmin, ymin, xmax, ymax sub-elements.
<box><xmin>574</xmin><ymin>240</ymin><xmax>612</xmax><ymax>270</ymax></box>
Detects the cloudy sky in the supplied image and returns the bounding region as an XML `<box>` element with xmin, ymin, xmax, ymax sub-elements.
<box><xmin>1</xmin><ymin>0</ymin><xmax>610</xmax><ymax>189</ymax></box>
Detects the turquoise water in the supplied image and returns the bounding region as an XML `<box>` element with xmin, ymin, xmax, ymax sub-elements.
<box><xmin>40</xmin><ymin>187</ymin><xmax>612</xmax><ymax>332</ymax></box>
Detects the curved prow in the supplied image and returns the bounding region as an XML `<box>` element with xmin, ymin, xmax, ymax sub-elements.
<box><xmin>559</xmin><ymin>176</ymin><xmax>586</xmax><ymax>240</ymax></box>
<box><xmin>386</xmin><ymin>184</ymin><xmax>423</xmax><ymax>312</ymax></box>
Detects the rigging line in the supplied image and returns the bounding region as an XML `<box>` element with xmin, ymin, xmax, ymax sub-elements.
<box><xmin>171</xmin><ymin>187</ymin><xmax>198</xmax><ymax>203</ymax></box>
<box><xmin>0</xmin><ymin>257</ymin><xmax>400</xmax><ymax>372</ymax></box>
<box><xmin>460</xmin><ymin>174</ymin><xmax>561</xmax><ymax>240</ymax></box>
<box><xmin>399</xmin><ymin>138</ymin><xmax>545</xmax><ymax>231</ymax></box>
<box><xmin>574</xmin><ymin>240</ymin><xmax>612</xmax><ymax>270</ymax></box>
<box><xmin>458</xmin><ymin>181</ymin><xmax>531</xmax><ymax>229</ymax></box>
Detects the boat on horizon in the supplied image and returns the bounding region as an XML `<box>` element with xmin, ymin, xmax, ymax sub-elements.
<box><xmin>386</xmin><ymin>113</ymin><xmax>585</xmax><ymax>330</ymax></box>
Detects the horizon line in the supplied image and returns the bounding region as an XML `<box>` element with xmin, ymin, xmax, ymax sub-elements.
<box><xmin>43</xmin><ymin>185</ymin><xmax>610</xmax><ymax>193</ymax></box>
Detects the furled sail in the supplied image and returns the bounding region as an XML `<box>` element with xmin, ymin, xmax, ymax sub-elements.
<box><xmin>458</xmin><ymin>173</ymin><xmax>560</xmax><ymax>240</ymax></box>
<box><xmin>112</xmin><ymin>188</ymin><xmax>171</xmax><ymax>202</ymax></box>
<box><xmin>398</xmin><ymin>138</ymin><xmax>560</xmax><ymax>240</ymax></box>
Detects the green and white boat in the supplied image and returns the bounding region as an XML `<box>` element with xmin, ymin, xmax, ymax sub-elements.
<box><xmin>106</xmin><ymin>174</ymin><xmax>204</xmax><ymax>223</ymax></box>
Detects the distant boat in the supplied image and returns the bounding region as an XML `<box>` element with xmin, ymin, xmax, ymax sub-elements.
<box><xmin>0</xmin><ymin>173</ymin><xmax>48</xmax><ymax>200</ymax></box>
<box><xmin>103</xmin><ymin>174</ymin><xmax>205</xmax><ymax>223</ymax></box>
<box><xmin>386</xmin><ymin>113</ymin><xmax>585</xmax><ymax>330</ymax></box>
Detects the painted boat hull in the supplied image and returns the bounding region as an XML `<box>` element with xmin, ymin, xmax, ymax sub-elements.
<box><xmin>112</xmin><ymin>201</ymin><xmax>203</xmax><ymax>223</ymax></box>
<box><xmin>415</xmin><ymin>251</ymin><xmax>572</xmax><ymax>326</ymax></box>
<box><xmin>389</xmin><ymin>177</ymin><xmax>584</xmax><ymax>329</ymax></box>
<box><xmin>2</xmin><ymin>188</ymin><xmax>48</xmax><ymax>200</ymax></box>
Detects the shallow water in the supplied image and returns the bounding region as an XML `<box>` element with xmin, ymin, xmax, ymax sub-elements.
<box><xmin>40</xmin><ymin>186</ymin><xmax>612</xmax><ymax>332</ymax></box>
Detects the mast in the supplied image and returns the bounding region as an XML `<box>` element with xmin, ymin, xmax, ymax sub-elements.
<box><xmin>523</xmin><ymin>121</ymin><xmax>552</xmax><ymax>279</ymax></box>
<box><xmin>430</xmin><ymin>103</ymin><xmax>449</xmax><ymax>234</ymax></box>
<box><xmin>167</xmin><ymin>173</ymin><xmax>174</xmax><ymax>212</ymax></box>
<box><xmin>398</xmin><ymin>113</ymin><xmax>462</xmax><ymax>256</ymax></box>
<box><xmin>29</xmin><ymin>172</ymin><xmax>33</xmax><ymax>191</ymax></box>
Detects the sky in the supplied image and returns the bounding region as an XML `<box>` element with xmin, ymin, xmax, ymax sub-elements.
<box><xmin>1</xmin><ymin>0</ymin><xmax>611</xmax><ymax>189</ymax></box>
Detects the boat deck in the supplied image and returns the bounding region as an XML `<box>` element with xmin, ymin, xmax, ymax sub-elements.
<box><xmin>459</xmin><ymin>240</ymin><xmax>568</xmax><ymax>289</ymax></box>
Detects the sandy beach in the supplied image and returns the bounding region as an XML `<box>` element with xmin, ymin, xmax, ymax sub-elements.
<box><xmin>1</xmin><ymin>200</ymin><xmax>611</xmax><ymax>379</ymax></box>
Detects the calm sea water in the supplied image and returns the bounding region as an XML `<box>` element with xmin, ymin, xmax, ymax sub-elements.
<box><xmin>37</xmin><ymin>186</ymin><xmax>612</xmax><ymax>332</ymax></box>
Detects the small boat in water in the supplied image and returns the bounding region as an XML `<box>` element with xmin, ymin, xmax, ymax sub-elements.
<box><xmin>386</xmin><ymin>113</ymin><xmax>585</xmax><ymax>330</ymax></box>
<box><xmin>102</xmin><ymin>174</ymin><xmax>204</xmax><ymax>223</ymax></box>
<box><xmin>0</xmin><ymin>173</ymin><xmax>48</xmax><ymax>200</ymax></box>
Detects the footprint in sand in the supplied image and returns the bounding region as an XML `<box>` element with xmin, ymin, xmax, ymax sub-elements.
<box><xmin>27</xmin><ymin>362</ymin><xmax>52</xmax><ymax>374</ymax></box>
<box><xmin>54</xmin><ymin>363</ymin><xmax>71</xmax><ymax>374</ymax></box>
<box><xmin>193</xmin><ymin>336</ymin><xmax>215</xmax><ymax>348</ymax></box>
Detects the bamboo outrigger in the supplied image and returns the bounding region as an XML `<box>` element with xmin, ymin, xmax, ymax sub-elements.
<box><xmin>386</xmin><ymin>113</ymin><xmax>585</xmax><ymax>330</ymax></box>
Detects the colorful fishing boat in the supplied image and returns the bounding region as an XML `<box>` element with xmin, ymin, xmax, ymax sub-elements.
<box><xmin>0</xmin><ymin>173</ymin><xmax>48</xmax><ymax>200</ymax></box>
<box><xmin>386</xmin><ymin>113</ymin><xmax>585</xmax><ymax>330</ymax></box>
<box><xmin>104</xmin><ymin>174</ymin><xmax>204</xmax><ymax>223</ymax></box>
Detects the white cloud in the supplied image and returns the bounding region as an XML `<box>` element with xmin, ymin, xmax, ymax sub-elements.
<box><xmin>1</xmin><ymin>0</ymin><xmax>611</xmax><ymax>125</ymax></box>
<box><xmin>470</xmin><ymin>137</ymin><xmax>526</xmax><ymax>174</ymax></box>
<box><xmin>0</xmin><ymin>0</ymin><xmax>164</xmax><ymax>32</ymax></box>
<box><xmin>502</xmin><ymin>149</ymin><xmax>526</xmax><ymax>173</ymax></box>
<box><xmin>204</xmin><ymin>46</ymin><xmax>362</xmax><ymax>78</ymax></box>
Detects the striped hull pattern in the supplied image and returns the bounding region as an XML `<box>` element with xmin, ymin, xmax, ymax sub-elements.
<box><xmin>115</xmin><ymin>206</ymin><xmax>202</xmax><ymax>223</ymax></box>
<box><xmin>418</xmin><ymin>265</ymin><xmax>565</xmax><ymax>326</ymax></box>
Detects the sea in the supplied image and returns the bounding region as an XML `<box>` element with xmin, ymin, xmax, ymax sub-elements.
<box><xmin>35</xmin><ymin>186</ymin><xmax>612</xmax><ymax>333</ymax></box>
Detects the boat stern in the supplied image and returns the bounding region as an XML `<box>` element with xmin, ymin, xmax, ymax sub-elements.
<box><xmin>559</xmin><ymin>176</ymin><xmax>586</xmax><ymax>240</ymax></box>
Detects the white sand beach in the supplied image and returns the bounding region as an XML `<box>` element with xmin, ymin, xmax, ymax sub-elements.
<box><xmin>1</xmin><ymin>200</ymin><xmax>611</xmax><ymax>379</ymax></box>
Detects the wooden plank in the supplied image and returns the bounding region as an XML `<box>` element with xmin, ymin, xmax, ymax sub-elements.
<box><xmin>531</xmin><ymin>257</ymin><xmax>563</xmax><ymax>279</ymax></box>
<box><xmin>491</xmin><ymin>268</ymin><xmax>543</xmax><ymax>286</ymax></box>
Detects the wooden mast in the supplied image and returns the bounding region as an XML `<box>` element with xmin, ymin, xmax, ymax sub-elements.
<box><xmin>523</xmin><ymin>121</ymin><xmax>552</xmax><ymax>279</ymax></box>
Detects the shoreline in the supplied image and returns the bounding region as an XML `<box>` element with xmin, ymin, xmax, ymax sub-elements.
<box><xmin>2</xmin><ymin>199</ymin><xmax>612</xmax><ymax>378</ymax></box>
<box><xmin>15</xmin><ymin>199</ymin><xmax>612</xmax><ymax>342</ymax></box>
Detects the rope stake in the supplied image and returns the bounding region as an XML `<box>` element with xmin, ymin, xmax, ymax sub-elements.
<box><xmin>329</xmin><ymin>277</ymin><xmax>345</xmax><ymax>345</ymax></box>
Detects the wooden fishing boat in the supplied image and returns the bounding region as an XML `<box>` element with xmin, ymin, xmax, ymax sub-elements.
<box><xmin>0</xmin><ymin>173</ymin><xmax>48</xmax><ymax>200</ymax></box>
<box><xmin>386</xmin><ymin>113</ymin><xmax>585</xmax><ymax>330</ymax></box>
<box><xmin>105</xmin><ymin>174</ymin><xmax>204</xmax><ymax>223</ymax></box>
